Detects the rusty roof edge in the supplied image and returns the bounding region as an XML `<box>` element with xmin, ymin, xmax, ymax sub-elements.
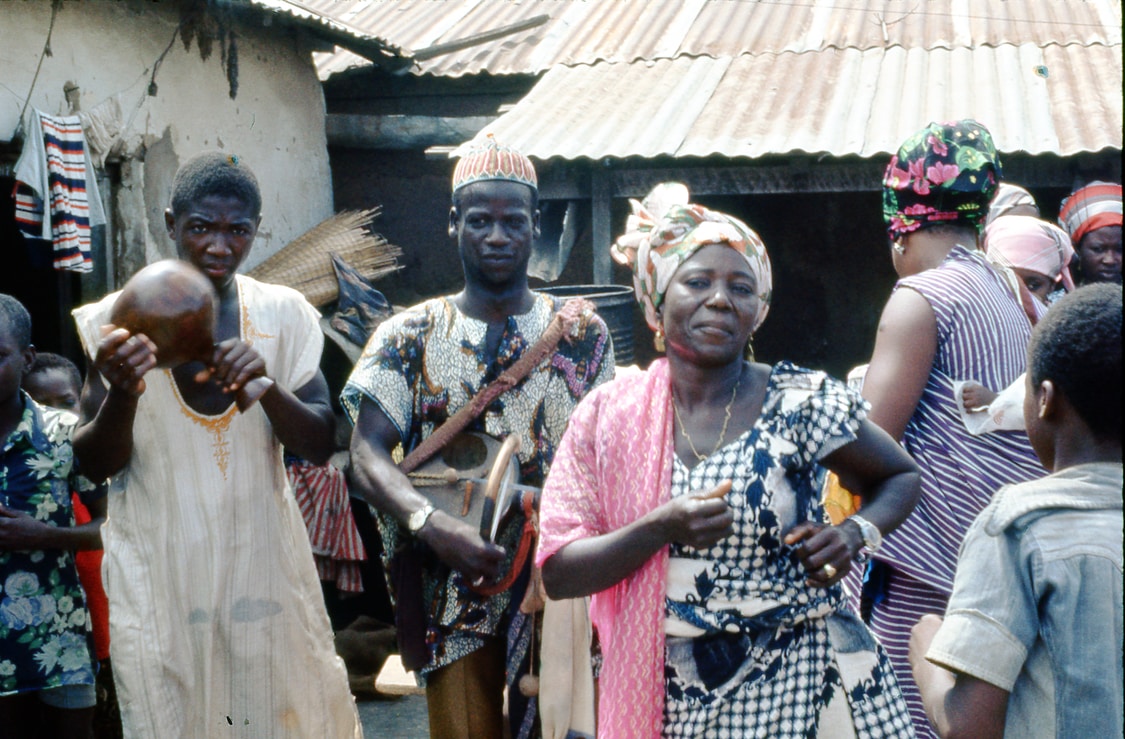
<box><xmin>239</xmin><ymin>0</ymin><xmax>411</xmax><ymax>65</ymax></box>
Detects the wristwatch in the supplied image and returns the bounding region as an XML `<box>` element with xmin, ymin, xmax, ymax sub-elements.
<box><xmin>406</xmin><ymin>503</ymin><xmax>436</xmax><ymax>535</ymax></box>
<box><xmin>847</xmin><ymin>514</ymin><xmax>882</xmax><ymax>562</ymax></box>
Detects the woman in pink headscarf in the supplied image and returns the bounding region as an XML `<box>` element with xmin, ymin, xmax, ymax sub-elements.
<box><xmin>959</xmin><ymin>216</ymin><xmax>1076</xmax><ymax>428</ymax></box>
<box><xmin>535</xmin><ymin>183</ymin><xmax>921</xmax><ymax>738</ymax></box>
<box><xmin>984</xmin><ymin>214</ymin><xmax>1075</xmax><ymax>323</ymax></box>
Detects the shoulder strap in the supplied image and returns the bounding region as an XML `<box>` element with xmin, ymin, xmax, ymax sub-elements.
<box><xmin>399</xmin><ymin>297</ymin><xmax>595</xmax><ymax>474</ymax></box>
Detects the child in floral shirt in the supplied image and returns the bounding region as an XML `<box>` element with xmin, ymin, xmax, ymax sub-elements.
<box><xmin>0</xmin><ymin>294</ymin><xmax>106</xmax><ymax>739</ymax></box>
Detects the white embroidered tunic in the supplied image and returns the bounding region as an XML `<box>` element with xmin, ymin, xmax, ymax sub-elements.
<box><xmin>75</xmin><ymin>275</ymin><xmax>360</xmax><ymax>739</ymax></box>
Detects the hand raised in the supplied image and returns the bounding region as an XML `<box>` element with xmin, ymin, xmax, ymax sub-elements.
<box><xmin>658</xmin><ymin>479</ymin><xmax>734</xmax><ymax>550</ymax></box>
<box><xmin>417</xmin><ymin>510</ymin><xmax>506</xmax><ymax>583</ymax></box>
<box><xmin>196</xmin><ymin>338</ymin><xmax>268</xmax><ymax>394</ymax></box>
<box><xmin>94</xmin><ymin>326</ymin><xmax>157</xmax><ymax>396</ymax></box>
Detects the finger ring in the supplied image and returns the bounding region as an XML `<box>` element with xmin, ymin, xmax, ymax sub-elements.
<box><xmin>821</xmin><ymin>563</ymin><xmax>837</xmax><ymax>579</ymax></box>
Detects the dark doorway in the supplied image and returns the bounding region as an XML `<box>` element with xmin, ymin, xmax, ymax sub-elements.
<box><xmin>0</xmin><ymin>174</ymin><xmax>87</xmax><ymax>366</ymax></box>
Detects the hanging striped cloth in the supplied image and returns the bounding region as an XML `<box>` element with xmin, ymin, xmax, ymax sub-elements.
<box><xmin>12</xmin><ymin>110</ymin><xmax>103</xmax><ymax>273</ymax></box>
<box><xmin>286</xmin><ymin>457</ymin><xmax>368</xmax><ymax>593</ymax></box>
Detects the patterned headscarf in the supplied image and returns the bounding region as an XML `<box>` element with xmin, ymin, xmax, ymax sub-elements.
<box><xmin>1058</xmin><ymin>181</ymin><xmax>1122</xmax><ymax>245</ymax></box>
<box><xmin>882</xmin><ymin>119</ymin><xmax>1002</xmax><ymax>241</ymax></box>
<box><xmin>451</xmin><ymin>134</ymin><xmax>537</xmax><ymax>194</ymax></box>
<box><xmin>611</xmin><ymin>182</ymin><xmax>772</xmax><ymax>332</ymax></box>
<box><xmin>984</xmin><ymin>215</ymin><xmax>1075</xmax><ymax>292</ymax></box>
<box><xmin>985</xmin><ymin>183</ymin><xmax>1039</xmax><ymax>226</ymax></box>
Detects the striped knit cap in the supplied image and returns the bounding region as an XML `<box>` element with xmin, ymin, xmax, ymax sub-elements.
<box><xmin>452</xmin><ymin>134</ymin><xmax>537</xmax><ymax>194</ymax></box>
<box><xmin>1058</xmin><ymin>181</ymin><xmax>1122</xmax><ymax>245</ymax></box>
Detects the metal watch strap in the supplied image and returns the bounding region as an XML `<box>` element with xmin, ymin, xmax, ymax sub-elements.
<box><xmin>848</xmin><ymin>514</ymin><xmax>882</xmax><ymax>549</ymax></box>
<box><xmin>846</xmin><ymin>514</ymin><xmax>881</xmax><ymax>563</ymax></box>
<box><xmin>407</xmin><ymin>502</ymin><xmax>436</xmax><ymax>534</ymax></box>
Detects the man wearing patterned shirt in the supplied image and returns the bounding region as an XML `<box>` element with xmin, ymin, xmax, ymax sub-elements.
<box><xmin>343</xmin><ymin>138</ymin><xmax>614</xmax><ymax>739</ymax></box>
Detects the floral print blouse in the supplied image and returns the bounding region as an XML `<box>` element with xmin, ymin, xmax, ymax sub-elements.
<box><xmin>0</xmin><ymin>393</ymin><xmax>105</xmax><ymax>695</ymax></box>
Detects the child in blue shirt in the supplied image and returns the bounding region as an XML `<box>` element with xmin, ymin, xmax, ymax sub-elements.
<box><xmin>0</xmin><ymin>294</ymin><xmax>106</xmax><ymax>739</ymax></box>
<box><xmin>909</xmin><ymin>283</ymin><xmax>1123</xmax><ymax>738</ymax></box>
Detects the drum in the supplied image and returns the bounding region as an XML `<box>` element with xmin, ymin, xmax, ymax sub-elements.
<box><xmin>407</xmin><ymin>432</ymin><xmax>521</xmax><ymax>540</ymax></box>
<box><xmin>406</xmin><ymin>431</ymin><xmax>536</xmax><ymax>595</ymax></box>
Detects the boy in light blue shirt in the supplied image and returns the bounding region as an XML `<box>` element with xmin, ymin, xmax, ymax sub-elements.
<box><xmin>909</xmin><ymin>283</ymin><xmax>1123</xmax><ymax>738</ymax></box>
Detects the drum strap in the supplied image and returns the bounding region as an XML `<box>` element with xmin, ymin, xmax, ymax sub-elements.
<box><xmin>399</xmin><ymin>297</ymin><xmax>595</xmax><ymax>474</ymax></box>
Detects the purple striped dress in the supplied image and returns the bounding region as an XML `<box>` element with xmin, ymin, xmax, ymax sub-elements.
<box><xmin>869</xmin><ymin>244</ymin><xmax>1046</xmax><ymax>738</ymax></box>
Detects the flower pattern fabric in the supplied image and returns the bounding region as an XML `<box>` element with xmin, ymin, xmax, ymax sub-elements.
<box><xmin>340</xmin><ymin>294</ymin><xmax>613</xmax><ymax>677</ymax></box>
<box><xmin>882</xmin><ymin>120</ymin><xmax>1001</xmax><ymax>240</ymax></box>
<box><xmin>0</xmin><ymin>394</ymin><xmax>104</xmax><ymax>696</ymax></box>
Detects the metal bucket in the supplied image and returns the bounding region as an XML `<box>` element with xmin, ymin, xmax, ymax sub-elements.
<box><xmin>537</xmin><ymin>284</ymin><xmax>636</xmax><ymax>365</ymax></box>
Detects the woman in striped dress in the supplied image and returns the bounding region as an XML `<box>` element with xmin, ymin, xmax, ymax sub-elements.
<box><xmin>860</xmin><ymin>120</ymin><xmax>1046</xmax><ymax>739</ymax></box>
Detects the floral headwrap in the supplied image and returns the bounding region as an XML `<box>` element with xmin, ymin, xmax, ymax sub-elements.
<box><xmin>882</xmin><ymin>119</ymin><xmax>1002</xmax><ymax>241</ymax></box>
<box><xmin>611</xmin><ymin>182</ymin><xmax>772</xmax><ymax>332</ymax></box>
<box><xmin>1058</xmin><ymin>181</ymin><xmax>1122</xmax><ymax>245</ymax></box>
<box><xmin>984</xmin><ymin>215</ymin><xmax>1075</xmax><ymax>291</ymax></box>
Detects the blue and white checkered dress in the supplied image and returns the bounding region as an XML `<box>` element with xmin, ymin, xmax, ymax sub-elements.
<box><xmin>662</xmin><ymin>363</ymin><xmax>914</xmax><ymax>738</ymax></box>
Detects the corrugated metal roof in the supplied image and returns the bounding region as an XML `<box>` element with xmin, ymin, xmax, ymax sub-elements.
<box><xmin>243</xmin><ymin>0</ymin><xmax>407</xmax><ymax>64</ymax></box>
<box><xmin>310</xmin><ymin>0</ymin><xmax>1121</xmax><ymax>79</ymax></box>
<box><xmin>464</xmin><ymin>43</ymin><xmax>1122</xmax><ymax>159</ymax></box>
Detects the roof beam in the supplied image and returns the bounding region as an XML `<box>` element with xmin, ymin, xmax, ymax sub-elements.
<box><xmin>327</xmin><ymin>114</ymin><xmax>495</xmax><ymax>150</ymax></box>
<box><xmin>411</xmin><ymin>14</ymin><xmax>550</xmax><ymax>62</ymax></box>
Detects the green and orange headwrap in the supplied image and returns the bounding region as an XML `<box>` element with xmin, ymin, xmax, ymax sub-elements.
<box><xmin>611</xmin><ymin>182</ymin><xmax>772</xmax><ymax>332</ymax></box>
<box><xmin>882</xmin><ymin>119</ymin><xmax>1002</xmax><ymax>241</ymax></box>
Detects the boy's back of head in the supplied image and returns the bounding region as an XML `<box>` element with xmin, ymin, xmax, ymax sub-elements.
<box><xmin>1027</xmin><ymin>283</ymin><xmax>1122</xmax><ymax>442</ymax></box>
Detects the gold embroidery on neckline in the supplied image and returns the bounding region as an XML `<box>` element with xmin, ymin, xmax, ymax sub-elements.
<box><xmin>168</xmin><ymin>370</ymin><xmax>238</xmax><ymax>480</ymax></box>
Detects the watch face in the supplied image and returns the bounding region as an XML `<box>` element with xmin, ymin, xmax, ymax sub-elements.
<box><xmin>408</xmin><ymin>505</ymin><xmax>431</xmax><ymax>533</ymax></box>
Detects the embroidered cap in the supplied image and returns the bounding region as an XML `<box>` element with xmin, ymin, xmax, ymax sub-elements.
<box><xmin>452</xmin><ymin>134</ymin><xmax>537</xmax><ymax>194</ymax></box>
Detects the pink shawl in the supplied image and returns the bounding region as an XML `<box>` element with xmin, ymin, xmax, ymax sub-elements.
<box><xmin>536</xmin><ymin>360</ymin><xmax>675</xmax><ymax>738</ymax></box>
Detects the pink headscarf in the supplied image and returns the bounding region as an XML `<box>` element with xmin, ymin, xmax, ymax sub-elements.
<box><xmin>984</xmin><ymin>214</ymin><xmax>1076</xmax><ymax>291</ymax></box>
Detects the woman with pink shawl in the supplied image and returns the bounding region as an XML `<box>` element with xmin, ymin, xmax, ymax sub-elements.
<box><xmin>536</xmin><ymin>184</ymin><xmax>921</xmax><ymax>738</ymax></box>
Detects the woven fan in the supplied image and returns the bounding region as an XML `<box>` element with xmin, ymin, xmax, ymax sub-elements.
<box><xmin>248</xmin><ymin>207</ymin><xmax>401</xmax><ymax>307</ymax></box>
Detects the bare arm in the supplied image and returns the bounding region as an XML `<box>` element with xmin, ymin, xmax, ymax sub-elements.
<box><xmin>257</xmin><ymin>371</ymin><xmax>335</xmax><ymax>465</ymax></box>
<box><xmin>910</xmin><ymin>614</ymin><xmax>1010</xmax><ymax>739</ymax></box>
<box><xmin>205</xmin><ymin>337</ymin><xmax>335</xmax><ymax>464</ymax></box>
<box><xmin>862</xmin><ymin>288</ymin><xmax>938</xmax><ymax>441</ymax></box>
<box><xmin>0</xmin><ymin>495</ymin><xmax>106</xmax><ymax>552</ymax></box>
<box><xmin>784</xmin><ymin>419</ymin><xmax>921</xmax><ymax>585</ymax></box>
<box><xmin>347</xmin><ymin>395</ymin><xmax>505</xmax><ymax>583</ymax></box>
<box><xmin>542</xmin><ymin>480</ymin><xmax>733</xmax><ymax>600</ymax></box>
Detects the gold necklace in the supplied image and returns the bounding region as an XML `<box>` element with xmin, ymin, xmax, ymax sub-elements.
<box><xmin>673</xmin><ymin>376</ymin><xmax>740</xmax><ymax>462</ymax></box>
